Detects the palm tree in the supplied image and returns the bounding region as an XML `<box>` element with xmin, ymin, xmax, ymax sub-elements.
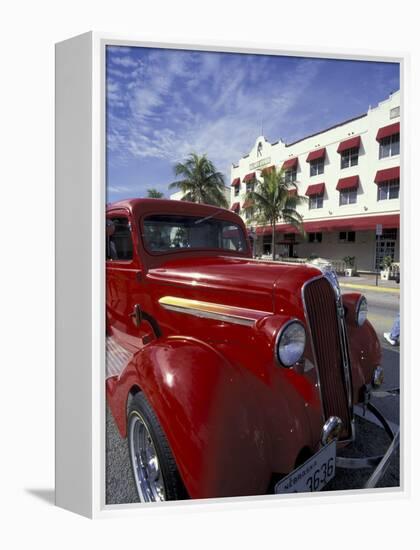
<box><xmin>243</xmin><ymin>168</ymin><xmax>307</xmax><ymax>260</ymax></box>
<box><xmin>147</xmin><ymin>188</ymin><xmax>164</xmax><ymax>198</ymax></box>
<box><xmin>169</xmin><ymin>153</ymin><xmax>228</xmax><ymax>207</ymax></box>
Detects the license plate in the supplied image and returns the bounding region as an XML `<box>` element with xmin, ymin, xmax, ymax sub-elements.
<box><xmin>275</xmin><ymin>441</ymin><xmax>336</xmax><ymax>494</ymax></box>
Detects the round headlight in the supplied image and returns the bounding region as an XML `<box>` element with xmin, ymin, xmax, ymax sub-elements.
<box><xmin>356</xmin><ymin>296</ymin><xmax>368</xmax><ymax>326</ymax></box>
<box><xmin>276</xmin><ymin>320</ymin><xmax>306</xmax><ymax>367</ymax></box>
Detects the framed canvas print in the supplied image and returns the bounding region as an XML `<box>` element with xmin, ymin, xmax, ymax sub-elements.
<box><xmin>55</xmin><ymin>32</ymin><xmax>406</xmax><ymax>518</ymax></box>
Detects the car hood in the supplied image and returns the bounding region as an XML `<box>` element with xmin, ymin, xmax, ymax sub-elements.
<box><xmin>147</xmin><ymin>256</ymin><xmax>322</xmax><ymax>315</ymax></box>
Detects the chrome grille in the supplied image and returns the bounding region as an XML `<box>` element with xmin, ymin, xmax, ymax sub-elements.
<box><xmin>303</xmin><ymin>277</ymin><xmax>352</xmax><ymax>439</ymax></box>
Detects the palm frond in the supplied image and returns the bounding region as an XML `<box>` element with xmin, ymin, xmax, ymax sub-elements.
<box><xmin>169</xmin><ymin>153</ymin><xmax>227</xmax><ymax>207</ymax></box>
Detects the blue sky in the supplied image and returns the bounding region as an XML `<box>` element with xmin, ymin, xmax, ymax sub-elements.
<box><xmin>106</xmin><ymin>46</ymin><xmax>399</xmax><ymax>203</ymax></box>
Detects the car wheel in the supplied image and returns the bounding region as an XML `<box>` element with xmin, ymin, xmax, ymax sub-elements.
<box><xmin>127</xmin><ymin>392</ymin><xmax>188</xmax><ymax>502</ymax></box>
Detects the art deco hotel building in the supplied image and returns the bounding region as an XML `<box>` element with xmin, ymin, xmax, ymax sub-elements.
<box><xmin>230</xmin><ymin>91</ymin><xmax>400</xmax><ymax>271</ymax></box>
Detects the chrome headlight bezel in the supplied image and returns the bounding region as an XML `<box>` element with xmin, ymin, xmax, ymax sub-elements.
<box><xmin>275</xmin><ymin>319</ymin><xmax>306</xmax><ymax>368</ymax></box>
<box><xmin>355</xmin><ymin>295</ymin><xmax>368</xmax><ymax>326</ymax></box>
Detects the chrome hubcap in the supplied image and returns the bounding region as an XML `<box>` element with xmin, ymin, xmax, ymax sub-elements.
<box><xmin>129</xmin><ymin>413</ymin><xmax>166</xmax><ymax>502</ymax></box>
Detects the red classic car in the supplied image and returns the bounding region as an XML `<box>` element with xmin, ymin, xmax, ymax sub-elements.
<box><xmin>106</xmin><ymin>198</ymin><xmax>396</xmax><ymax>502</ymax></box>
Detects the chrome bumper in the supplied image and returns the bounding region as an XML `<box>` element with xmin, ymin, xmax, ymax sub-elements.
<box><xmin>336</xmin><ymin>386</ymin><xmax>400</xmax><ymax>489</ymax></box>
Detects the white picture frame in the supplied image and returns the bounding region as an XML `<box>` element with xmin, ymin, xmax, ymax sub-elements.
<box><xmin>55</xmin><ymin>31</ymin><xmax>408</xmax><ymax>518</ymax></box>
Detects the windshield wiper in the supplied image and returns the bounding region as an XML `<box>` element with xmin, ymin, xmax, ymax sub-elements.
<box><xmin>194</xmin><ymin>208</ymin><xmax>225</xmax><ymax>225</ymax></box>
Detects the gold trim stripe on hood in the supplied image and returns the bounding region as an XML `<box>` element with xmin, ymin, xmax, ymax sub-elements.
<box><xmin>158</xmin><ymin>296</ymin><xmax>270</xmax><ymax>326</ymax></box>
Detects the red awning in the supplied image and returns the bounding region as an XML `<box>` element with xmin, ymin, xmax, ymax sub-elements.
<box><xmin>287</xmin><ymin>188</ymin><xmax>297</xmax><ymax>196</ymax></box>
<box><xmin>261</xmin><ymin>165</ymin><xmax>275</xmax><ymax>175</ymax></box>
<box><xmin>282</xmin><ymin>157</ymin><xmax>298</xmax><ymax>170</ymax></box>
<box><xmin>376</xmin><ymin>122</ymin><xmax>400</xmax><ymax>141</ymax></box>
<box><xmin>306</xmin><ymin>148</ymin><xmax>326</xmax><ymax>162</ymax></box>
<box><xmin>230</xmin><ymin>202</ymin><xmax>240</xmax><ymax>213</ymax></box>
<box><xmin>242</xmin><ymin>199</ymin><xmax>254</xmax><ymax>209</ymax></box>
<box><xmin>337</xmin><ymin>135</ymin><xmax>361</xmax><ymax>153</ymax></box>
<box><xmin>231</xmin><ymin>177</ymin><xmax>240</xmax><ymax>187</ymax></box>
<box><xmin>305</xmin><ymin>183</ymin><xmax>325</xmax><ymax>196</ymax></box>
<box><xmin>243</xmin><ymin>172</ymin><xmax>256</xmax><ymax>183</ymax></box>
<box><xmin>255</xmin><ymin>225</ymin><xmax>297</xmax><ymax>236</ymax></box>
<box><xmin>374</xmin><ymin>166</ymin><xmax>400</xmax><ymax>184</ymax></box>
<box><xmin>336</xmin><ymin>175</ymin><xmax>359</xmax><ymax>190</ymax></box>
<box><xmin>255</xmin><ymin>214</ymin><xmax>400</xmax><ymax>235</ymax></box>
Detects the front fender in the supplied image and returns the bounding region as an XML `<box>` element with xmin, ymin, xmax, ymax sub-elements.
<box><xmin>342</xmin><ymin>293</ymin><xmax>382</xmax><ymax>401</ymax></box>
<box><xmin>107</xmin><ymin>334</ymin><xmax>321</xmax><ymax>499</ymax></box>
<box><xmin>347</xmin><ymin>319</ymin><xmax>382</xmax><ymax>401</ymax></box>
<box><xmin>109</xmin><ymin>337</ymin><xmax>273</xmax><ymax>499</ymax></box>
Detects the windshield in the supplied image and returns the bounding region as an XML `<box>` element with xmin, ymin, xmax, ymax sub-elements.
<box><xmin>142</xmin><ymin>214</ymin><xmax>248</xmax><ymax>254</ymax></box>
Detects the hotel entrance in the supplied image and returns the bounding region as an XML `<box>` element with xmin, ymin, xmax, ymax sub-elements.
<box><xmin>261</xmin><ymin>234</ymin><xmax>297</xmax><ymax>258</ymax></box>
<box><xmin>375</xmin><ymin>228</ymin><xmax>398</xmax><ymax>270</ymax></box>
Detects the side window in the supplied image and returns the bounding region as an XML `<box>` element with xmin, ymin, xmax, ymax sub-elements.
<box><xmin>106</xmin><ymin>217</ymin><xmax>133</xmax><ymax>261</ymax></box>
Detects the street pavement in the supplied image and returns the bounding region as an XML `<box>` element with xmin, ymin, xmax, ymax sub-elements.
<box><xmin>106</xmin><ymin>279</ymin><xmax>400</xmax><ymax>504</ymax></box>
<box><xmin>338</xmin><ymin>272</ymin><xmax>400</xmax><ymax>291</ymax></box>
<box><xmin>106</xmin><ymin>407</ymin><xmax>139</xmax><ymax>504</ymax></box>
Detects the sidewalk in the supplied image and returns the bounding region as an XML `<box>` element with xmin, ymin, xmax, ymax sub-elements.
<box><xmin>338</xmin><ymin>273</ymin><xmax>400</xmax><ymax>294</ymax></box>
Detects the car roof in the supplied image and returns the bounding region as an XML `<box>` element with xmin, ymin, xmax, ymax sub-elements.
<box><xmin>106</xmin><ymin>198</ymin><xmax>241</xmax><ymax>224</ymax></box>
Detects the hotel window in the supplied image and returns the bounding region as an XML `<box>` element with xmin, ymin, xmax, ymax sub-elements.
<box><xmin>308</xmin><ymin>232</ymin><xmax>322</xmax><ymax>243</ymax></box>
<box><xmin>284</xmin><ymin>168</ymin><xmax>297</xmax><ymax>184</ymax></box>
<box><xmin>246</xmin><ymin>181</ymin><xmax>255</xmax><ymax>193</ymax></box>
<box><xmin>310</xmin><ymin>158</ymin><xmax>324</xmax><ymax>177</ymax></box>
<box><xmin>379</xmin><ymin>133</ymin><xmax>400</xmax><ymax>159</ymax></box>
<box><xmin>377</xmin><ymin>179</ymin><xmax>400</xmax><ymax>201</ymax></box>
<box><xmin>339</xmin><ymin>231</ymin><xmax>356</xmax><ymax>243</ymax></box>
<box><xmin>339</xmin><ymin>188</ymin><xmax>357</xmax><ymax>205</ymax></box>
<box><xmin>245</xmin><ymin>207</ymin><xmax>254</xmax><ymax>220</ymax></box>
<box><xmin>309</xmin><ymin>193</ymin><xmax>323</xmax><ymax>209</ymax></box>
<box><xmin>390</xmin><ymin>106</ymin><xmax>400</xmax><ymax>119</ymax></box>
<box><xmin>341</xmin><ymin>147</ymin><xmax>359</xmax><ymax>169</ymax></box>
<box><xmin>234</xmin><ymin>185</ymin><xmax>239</xmax><ymax>196</ymax></box>
<box><xmin>382</xmin><ymin>228</ymin><xmax>398</xmax><ymax>240</ymax></box>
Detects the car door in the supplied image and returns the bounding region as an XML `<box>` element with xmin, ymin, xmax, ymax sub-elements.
<box><xmin>106</xmin><ymin>210</ymin><xmax>156</xmax><ymax>356</ymax></box>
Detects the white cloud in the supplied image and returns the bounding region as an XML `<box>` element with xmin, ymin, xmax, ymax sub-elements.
<box><xmin>107</xmin><ymin>184</ymin><xmax>134</xmax><ymax>194</ymax></box>
<box><xmin>132</xmin><ymin>87</ymin><xmax>164</xmax><ymax>119</ymax></box>
<box><xmin>107</xmin><ymin>50</ymin><xmax>324</xmax><ymax>181</ymax></box>
<box><xmin>111</xmin><ymin>56</ymin><xmax>138</xmax><ymax>68</ymax></box>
